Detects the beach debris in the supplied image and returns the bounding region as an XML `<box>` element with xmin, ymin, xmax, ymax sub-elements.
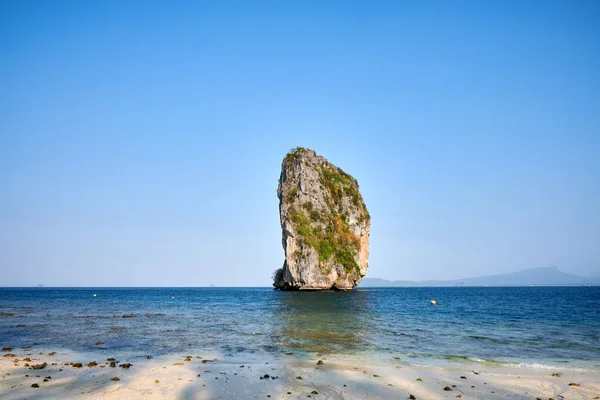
<box><xmin>201</xmin><ymin>359</ymin><xmax>216</xmax><ymax>363</ymax></box>
<box><xmin>173</xmin><ymin>362</ymin><xmax>184</xmax><ymax>366</ymax></box>
<box><xmin>311</xmin><ymin>390</ymin><xmax>319</xmax><ymax>395</ymax></box>
<box><xmin>416</xmin><ymin>377</ymin><xmax>422</xmax><ymax>381</ymax></box>
<box><xmin>409</xmin><ymin>395</ymin><xmax>416</xmax><ymax>400</ymax></box>
<box><xmin>388</xmin><ymin>383</ymin><xmax>393</xmax><ymax>386</ymax></box>
<box><xmin>32</xmin><ymin>362</ymin><xmax>47</xmax><ymax>370</ymax></box>
<box><xmin>184</xmin><ymin>356</ymin><xmax>192</xmax><ymax>361</ymax></box>
<box><xmin>394</xmin><ymin>356</ymin><xmax>400</xmax><ymax>359</ymax></box>
<box><xmin>111</xmin><ymin>377</ymin><xmax>120</xmax><ymax>381</ymax></box>
<box><xmin>121</xmin><ymin>314</ymin><xmax>136</xmax><ymax>318</ymax></box>
<box><xmin>460</xmin><ymin>376</ymin><xmax>467</xmax><ymax>379</ymax></box>
<box><xmin>456</xmin><ymin>395</ymin><xmax>463</xmax><ymax>398</ymax></box>
<box><xmin>147</xmin><ymin>355</ymin><xmax>152</xmax><ymax>359</ymax></box>
<box><xmin>444</xmin><ymin>386</ymin><xmax>452</xmax><ymax>391</ymax></box>
<box><xmin>119</xmin><ymin>363</ymin><xmax>132</xmax><ymax>369</ymax></box>
<box><xmin>88</xmin><ymin>361</ymin><xmax>98</xmax><ymax>367</ymax></box>
<box><xmin>24</xmin><ymin>363</ymin><xmax>30</xmax><ymax>367</ymax></box>
<box><xmin>45</xmin><ymin>376</ymin><xmax>51</xmax><ymax>380</ymax></box>
<box><xmin>551</xmin><ymin>372</ymin><xmax>561</xmax><ymax>377</ymax></box>
<box><xmin>0</xmin><ymin>312</ymin><xmax>15</xmax><ymax>316</ymax></box>
<box><xmin>93</xmin><ymin>294</ymin><xmax>96</xmax><ymax>297</ymax></box>
<box><xmin>48</xmin><ymin>352</ymin><xmax>56</xmax><ymax>356</ymax></box>
<box><xmin>240</xmin><ymin>365</ymin><xmax>244</xmax><ymax>368</ymax></box>
<box><xmin>109</xmin><ymin>362</ymin><xmax>116</xmax><ymax>367</ymax></box>
<box><xmin>3</xmin><ymin>353</ymin><xmax>16</xmax><ymax>357</ymax></box>
<box><xmin>452</xmin><ymin>384</ymin><xmax>457</xmax><ymax>387</ymax></box>
<box><xmin>472</xmin><ymin>370</ymin><xmax>480</xmax><ymax>375</ymax></box>
<box><xmin>287</xmin><ymin>392</ymin><xmax>292</xmax><ymax>395</ymax></box>
<box><xmin>373</xmin><ymin>374</ymin><xmax>380</xmax><ymax>377</ymax></box>
<box><xmin>23</xmin><ymin>357</ymin><xmax>31</xmax><ymax>362</ymax></box>
<box><xmin>107</xmin><ymin>357</ymin><xmax>116</xmax><ymax>361</ymax></box>
<box><xmin>431</xmin><ymin>300</ymin><xmax>436</xmax><ymax>305</ymax></box>
<box><xmin>296</xmin><ymin>376</ymin><xmax>303</xmax><ymax>380</ymax></box>
<box><xmin>260</xmin><ymin>374</ymin><xmax>270</xmax><ymax>379</ymax></box>
<box><xmin>31</xmin><ymin>383</ymin><xmax>39</xmax><ymax>388</ymax></box>
<box><xmin>316</xmin><ymin>360</ymin><xmax>324</xmax><ymax>365</ymax></box>
<box><xmin>2</xmin><ymin>347</ymin><xmax>13</xmax><ymax>351</ymax></box>
<box><xmin>155</xmin><ymin>380</ymin><xmax>159</xmax><ymax>384</ymax></box>
<box><xmin>72</xmin><ymin>363</ymin><xmax>83</xmax><ymax>368</ymax></box>
<box><xmin>197</xmin><ymin>374</ymin><xmax>201</xmax><ymax>377</ymax></box>
<box><xmin>568</xmin><ymin>382</ymin><xmax>580</xmax><ymax>387</ymax></box>
<box><xmin>95</xmin><ymin>341</ymin><xmax>104</xmax><ymax>345</ymax></box>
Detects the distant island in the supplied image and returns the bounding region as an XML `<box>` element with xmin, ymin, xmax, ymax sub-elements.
<box><xmin>360</xmin><ymin>266</ymin><xmax>600</xmax><ymax>287</ymax></box>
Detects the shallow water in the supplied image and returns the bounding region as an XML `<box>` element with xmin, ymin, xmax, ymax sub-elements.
<box><xmin>0</xmin><ymin>287</ymin><xmax>598</xmax><ymax>370</ymax></box>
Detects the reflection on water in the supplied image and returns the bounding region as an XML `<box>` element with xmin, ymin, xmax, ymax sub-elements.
<box><xmin>272</xmin><ymin>290</ymin><xmax>375</xmax><ymax>355</ymax></box>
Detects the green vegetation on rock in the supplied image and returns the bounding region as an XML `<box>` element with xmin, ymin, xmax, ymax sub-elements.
<box><xmin>282</xmin><ymin>148</ymin><xmax>369</xmax><ymax>275</ymax></box>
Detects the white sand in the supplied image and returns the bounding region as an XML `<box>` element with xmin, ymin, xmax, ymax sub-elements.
<box><xmin>1</xmin><ymin>350</ymin><xmax>599</xmax><ymax>399</ymax></box>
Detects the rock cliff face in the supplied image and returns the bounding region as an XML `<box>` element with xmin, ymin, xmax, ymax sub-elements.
<box><xmin>273</xmin><ymin>148</ymin><xmax>370</xmax><ymax>290</ymax></box>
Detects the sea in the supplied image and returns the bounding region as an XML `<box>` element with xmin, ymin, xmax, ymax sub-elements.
<box><xmin>1</xmin><ymin>287</ymin><xmax>598</xmax><ymax>371</ymax></box>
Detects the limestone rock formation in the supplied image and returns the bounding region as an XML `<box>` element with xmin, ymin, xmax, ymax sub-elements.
<box><xmin>273</xmin><ymin>147</ymin><xmax>370</xmax><ymax>290</ymax></box>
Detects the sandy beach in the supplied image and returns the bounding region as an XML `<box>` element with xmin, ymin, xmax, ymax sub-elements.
<box><xmin>1</xmin><ymin>349</ymin><xmax>599</xmax><ymax>399</ymax></box>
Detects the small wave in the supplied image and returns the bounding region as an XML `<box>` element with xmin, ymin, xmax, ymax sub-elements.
<box><xmin>467</xmin><ymin>335</ymin><xmax>510</xmax><ymax>344</ymax></box>
<box><xmin>404</xmin><ymin>353</ymin><xmax>598</xmax><ymax>371</ymax></box>
<box><xmin>395</xmin><ymin>332</ymin><xmax>417</xmax><ymax>337</ymax></box>
<box><xmin>503</xmin><ymin>362</ymin><xmax>595</xmax><ymax>372</ymax></box>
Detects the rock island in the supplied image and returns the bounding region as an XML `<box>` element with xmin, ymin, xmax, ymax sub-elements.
<box><xmin>273</xmin><ymin>147</ymin><xmax>370</xmax><ymax>290</ymax></box>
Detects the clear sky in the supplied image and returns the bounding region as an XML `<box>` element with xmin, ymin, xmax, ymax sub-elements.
<box><xmin>1</xmin><ymin>1</ymin><xmax>599</xmax><ymax>286</ymax></box>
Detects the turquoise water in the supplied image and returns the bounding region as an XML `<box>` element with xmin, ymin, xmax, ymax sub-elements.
<box><xmin>0</xmin><ymin>287</ymin><xmax>598</xmax><ymax>369</ymax></box>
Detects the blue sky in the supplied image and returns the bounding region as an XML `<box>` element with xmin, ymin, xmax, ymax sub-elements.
<box><xmin>1</xmin><ymin>1</ymin><xmax>599</xmax><ymax>286</ymax></box>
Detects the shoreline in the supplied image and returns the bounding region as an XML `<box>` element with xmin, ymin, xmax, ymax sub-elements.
<box><xmin>1</xmin><ymin>349</ymin><xmax>599</xmax><ymax>399</ymax></box>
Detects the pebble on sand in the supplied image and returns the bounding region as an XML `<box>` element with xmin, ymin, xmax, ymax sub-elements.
<box><xmin>32</xmin><ymin>362</ymin><xmax>47</xmax><ymax>370</ymax></box>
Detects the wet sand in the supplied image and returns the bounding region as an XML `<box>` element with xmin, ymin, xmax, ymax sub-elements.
<box><xmin>1</xmin><ymin>350</ymin><xmax>599</xmax><ymax>399</ymax></box>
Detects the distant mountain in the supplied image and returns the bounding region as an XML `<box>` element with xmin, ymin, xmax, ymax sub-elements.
<box><xmin>360</xmin><ymin>266</ymin><xmax>600</xmax><ymax>287</ymax></box>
